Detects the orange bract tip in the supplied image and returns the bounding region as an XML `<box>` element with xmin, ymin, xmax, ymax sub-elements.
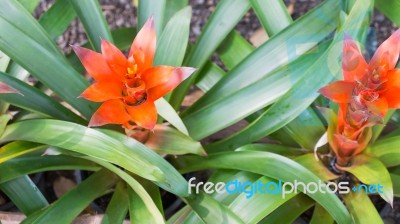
<box><xmin>144</xmin><ymin>16</ymin><xmax>155</xmax><ymax>29</ymax></box>
<box><xmin>143</xmin><ymin>66</ymin><xmax>196</xmax><ymax>100</ymax></box>
<box><xmin>89</xmin><ymin>99</ymin><xmax>131</xmax><ymax>127</ymax></box>
<box><xmin>72</xmin><ymin>45</ymin><xmax>118</xmax><ymax>82</ymax></box>
<box><xmin>318</xmin><ymin>80</ymin><xmax>355</xmax><ymax>103</ymax></box>
<box><xmin>342</xmin><ymin>37</ymin><xmax>368</xmax><ymax>82</ymax></box>
<box><xmin>129</xmin><ymin>17</ymin><xmax>156</xmax><ymax>73</ymax></box>
<box><xmin>370</xmin><ymin>28</ymin><xmax>400</xmax><ymax>70</ymax></box>
<box><xmin>100</xmin><ymin>39</ymin><xmax>127</xmax><ymax>78</ymax></box>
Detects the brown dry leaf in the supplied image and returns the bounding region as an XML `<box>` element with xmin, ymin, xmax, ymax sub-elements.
<box><xmin>53</xmin><ymin>176</ymin><xmax>76</xmax><ymax>198</ymax></box>
<box><xmin>249</xmin><ymin>28</ymin><xmax>269</xmax><ymax>47</ymax></box>
<box><xmin>287</xmin><ymin>2</ymin><xmax>295</xmax><ymax>15</ymax></box>
<box><xmin>182</xmin><ymin>89</ymin><xmax>204</xmax><ymax>107</ymax></box>
<box><xmin>0</xmin><ymin>212</ymin><xmax>25</xmax><ymax>224</ymax></box>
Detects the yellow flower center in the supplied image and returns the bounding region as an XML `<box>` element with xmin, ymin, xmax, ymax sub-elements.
<box><xmin>123</xmin><ymin>56</ymin><xmax>147</xmax><ymax>106</ymax></box>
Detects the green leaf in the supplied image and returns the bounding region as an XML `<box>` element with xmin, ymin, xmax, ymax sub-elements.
<box><xmin>0</xmin><ymin>0</ymin><xmax>62</xmax><ymax>55</ymax></box>
<box><xmin>375</xmin><ymin>0</ymin><xmax>400</xmax><ymax>26</ymax></box>
<box><xmin>217</xmin><ymin>31</ymin><xmax>254</xmax><ymax>70</ymax></box>
<box><xmin>217</xmin><ymin>34</ymin><xmax>325</xmax><ymax>150</ymax></box>
<box><xmin>205</xmin><ymin>0</ymin><xmax>371</xmax><ymax>147</ymax></box>
<box><xmin>260</xmin><ymin>194</ymin><xmax>314</xmax><ymax>224</ymax></box>
<box><xmin>111</xmin><ymin>28</ymin><xmax>137</xmax><ymax>50</ymax></box>
<box><xmin>155</xmin><ymin>98</ymin><xmax>189</xmax><ymax>135</ymax></box>
<box><xmin>250</xmin><ymin>0</ymin><xmax>293</xmax><ymax>36</ymax></box>
<box><xmin>0</xmin><ymin>176</ymin><xmax>48</xmax><ymax>215</ymax></box>
<box><xmin>164</xmin><ymin>0</ymin><xmax>188</xmax><ymax>24</ymax></box>
<box><xmin>236</xmin><ymin>143</ymin><xmax>305</xmax><ymax>157</ymax></box>
<box><xmin>338</xmin><ymin>154</ymin><xmax>393</xmax><ymax>205</ymax></box>
<box><xmin>343</xmin><ymin>187</ymin><xmax>383</xmax><ymax>224</ymax></box>
<box><xmin>0</xmin><ymin>141</ymin><xmax>45</xmax><ymax>163</ymax></box>
<box><xmin>0</xmin><ymin>72</ymin><xmax>84</xmax><ymax>123</ymax></box>
<box><xmin>128</xmin><ymin>187</ymin><xmax>163</xmax><ymax>224</ymax></box>
<box><xmin>69</xmin><ymin>0</ymin><xmax>113</xmax><ymax>51</ymax></box>
<box><xmin>294</xmin><ymin>154</ymin><xmax>338</xmax><ymax>181</ymax></box>
<box><xmin>100</xmin><ymin>129</ymin><xmax>189</xmax><ymax>196</ymax></box>
<box><xmin>17</xmin><ymin>0</ymin><xmax>40</xmax><ymax>13</ymax></box>
<box><xmin>310</xmin><ymin>204</ymin><xmax>334</xmax><ymax>224</ymax></box>
<box><xmin>154</xmin><ymin>6</ymin><xmax>191</xmax><ymax>67</ymax></box>
<box><xmin>366</xmin><ymin>136</ymin><xmax>400</xmax><ymax>167</ymax></box>
<box><xmin>280</xmin><ymin>108</ymin><xmax>326</xmax><ymax>150</ymax></box>
<box><xmin>169</xmin><ymin>0</ymin><xmax>251</xmax><ymax>108</ymax></box>
<box><xmin>138</xmin><ymin>0</ymin><xmax>166</xmax><ymax>36</ymax></box>
<box><xmin>0</xmin><ymin>113</ymin><xmax>12</xmax><ymax>136</ymax></box>
<box><xmin>189</xmin><ymin>40</ymin><xmax>331</xmax><ymax>141</ymax></box>
<box><xmin>39</xmin><ymin>0</ymin><xmax>76</xmax><ymax>40</ymax></box>
<box><xmin>371</xmin><ymin>109</ymin><xmax>395</xmax><ymax>143</ymax></box>
<box><xmin>146</xmin><ymin>125</ymin><xmax>206</xmax><ymax>156</ymax></box>
<box><xmin>0</xmin><ymin>155</ymin><xmax>99</xmax><ymax>183</ymax></box>
<box><xmin>1</xmin><ymin>119</ymin><xmax>166</xmax><ymax>186</ymax></box>
<box><xmin>0</xmin><ymin>0</ymin><xmax>96</xmax><ymax>118</ymax></box>
<box><xmin>185</xmin><ymin>192</ymin><xmax>244</xmax><ymax>224</ymax></box>
<box><xmin>183</xmin><ymin>0</ymin><xmax>340</xmax><ymax>116</ymax></box>
<box><xmin>195</xmin><ymin>61</ymin><xmax>225</xmax><ymax>92</ymax></box>
<box><xmin>208</xmin><ymin>170</ymin><xmax>260</xmax><ymax>204</ymax></box>
<box><xmin>101</xmin><ymin>182</ymin><xmax>129</xmax><ymax>224</ymax></box>
<box><xmin>0</xmin><ymin>51</ymin><xmax>10</xmax><ymax>72</ymax></box>
<box><xmin>22</xmin><ymin>169</ymin><xmax>117</xmax><ymax>223</ymax></box>
<box><xmin>227</xmin><ymin>176</ymin><xmax>297</xmax><ymax>223</ymax></box>
<box><xmin>167</xmin><ymin>206</ymin><xmax>192</xmax><ymax>224</ymax></box>
<box><xmin>175</xmin><ymin>151</ymin><xmax>352</xmax><ymax>224</ymax></box>
<box><xmin>86</xmin><ymin>157</ymin><xmax>164</xmax><ymax>224</ymax></box>
<box><xmin>390</xmin><ymin>173</ymin><xmax>400</xmax><ymax>197</ymax></box>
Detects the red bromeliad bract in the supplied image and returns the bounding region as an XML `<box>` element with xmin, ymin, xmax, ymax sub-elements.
<box><xmin>73</xmin><ymin>17</ymin><xmax>195</xmax><ymax>130</ymax></box>
<box><xmin>319</xmin><ymin>29</ymin><xmax>400</xmax><ymax>165</ymax></box>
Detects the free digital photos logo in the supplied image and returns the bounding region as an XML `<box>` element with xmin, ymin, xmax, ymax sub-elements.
<box><xmin>188</xmin><ymin>177</ymin><xmax>384</xmax><ymax>199</ymax></box>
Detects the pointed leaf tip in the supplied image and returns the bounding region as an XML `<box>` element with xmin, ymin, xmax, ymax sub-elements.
<box><xmin>0</xmin><ymin>82</ymin><xmax>23</xmax><ymax>95</ymax></box>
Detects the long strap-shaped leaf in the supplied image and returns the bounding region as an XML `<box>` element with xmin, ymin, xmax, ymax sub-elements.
<box><xmin>183</xmin><ymin>0</ymin><xmax>340</xmax><ymax>116</ymax></box>
<box><xmin>0</xmin><ymin>175</ymin><xmax>48</xmax><ymax>216</ymax></box>
<box><xmin>0</xmin><ymin>155</ymin><xmax>99</xmax><ymax>184</ymax></box>
<box><xmin>169</xmin><ymin>0</ymin><xmax>250</xmax><ymax>109</ymax></box>
<box><xmin>175</xmin><ymin>151</ymin><xmax>352</xmax><ymax>224</ymax></box>
<box><xmin>39</xmin><ymin>0</ymin><xmax>76</xmax><ymax>40</ymax></box>
<box><xmin>250</xmin><ymin>0</ymin><xmax>293</xmax><ymax>36</ymax></box>
<box><xmin>0</xmin><ymin>72</ymin><xmax>84</xmax><ymax>123</ymax></box>
<box><xmin>207</xmin><ymin>0</ymin><xmax>372</xmax><ymax>149</ymax></box>
<box><xmin>138</xmin><ymin>0</ymin><xmax>166</xmax><ymax>36</ymax></box>
<box><xmin>21</xmin><ymin>169</ymin><xmax>117</xmax><ymax>223</ymax></box>
<box><xmin>187</xmin><ymin>40</ymin><xmax>331</xmax><ymax>141</ymax></box>
<box><xmin>366</xmin><ymin>136</ymin><xmax>400</xmax><ymax>167</ymax></box>
<box><xmin>69</xmin><ymin>0</ymin><xmax>113</xmax><ymax>51</ymax></box>
<box><xmin>216</xmin><ymin>32</ymin><xmax>325</xmax><ymax>150</ymax></box>
<box><xmin>87</xmin><ymin>157</ymin><xmax>165</xmax><ymax>224</ymax></box>
<box><xmin>101</xmin><ymin>182</ymin><xmax>129</xmax><ymax>224</ymax></box>
<box><xmin>0</xmin><ymin>119</ymin><xmax>189</xmax><ymax>197</ymax></box>
<box><xmin>0</xmin><ymin>0</ymin><xmax>96</xmax><ymax>118</ymax></box>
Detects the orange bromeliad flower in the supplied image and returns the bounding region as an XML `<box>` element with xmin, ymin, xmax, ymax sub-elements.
<box><xmin>73</xmin><ymin>18</ymin><xmax>195</xmax><ymax>130</ymax></box>
<box><xmin>319</xmin><ymin>30</ymin><xmax>400</xmax><ymax>165</ymax></box>
<box><xmin>320</xmin><ymin>29</ymin><xmax>400</xmax><ymax>117</ymax></box>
